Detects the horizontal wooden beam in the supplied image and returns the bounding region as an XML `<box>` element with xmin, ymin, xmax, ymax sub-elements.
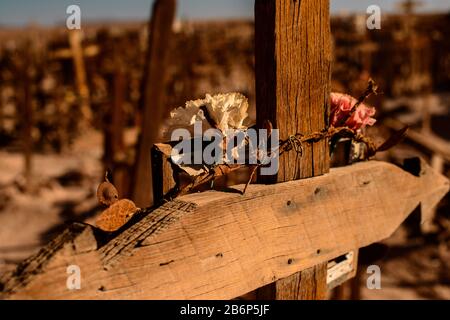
<box><xmin>49</xmin><ymin>45</ymin><xmax>99</xmax><ymax>60</ymax></box>
<box><xmin>1</xmin><ymin>160</ymin><xmax>448</xmax><ymax>300</ymax></box>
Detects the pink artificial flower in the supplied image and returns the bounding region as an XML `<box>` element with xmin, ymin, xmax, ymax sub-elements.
<box><xmin>330</xmin><ymin>92</ymin><xmax>376</xmax><ymax>131</ymax></box>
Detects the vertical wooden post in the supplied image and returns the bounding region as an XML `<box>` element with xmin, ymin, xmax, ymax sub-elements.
<box><xmin>112</xmin><ymin>67</ymin><xmax>127</xmax><ymax>195</ymax></box>
<box><xmin>255</xmin><ymin>0</ymin><xmax>332</xmax><ymax>299</ymax></box>
<box><xmin>68</xmin><ymin>30</ymin><xmax>92</xmax><ymax>123</ymax></box>
<box><xmin>132</xmin><ymin>0</ymin><xmax>176</xmax><ymax>208</ymax></box>
<box><xmin>0</xmin><ymin>82</ymin><xmax>3</xmax><ymax>130</ymax></box>
<box><xmin>104</xmin><ymin>63</ymin><xmax>127</xmax><ymax>196</ymax></box>
<box><xmin>151</xmin><ymin>144</ymin><xmax>177</xmax><ymax>204</ymax></box>
<box><xmin>112</xmin><ymin>69</ymin><xmax>126</xmax><ymax>158</ymax></box>
<box><xmin>19</xmin><ymin>43</ymin><xmax>33</xmax><ymax>189</ymax></box>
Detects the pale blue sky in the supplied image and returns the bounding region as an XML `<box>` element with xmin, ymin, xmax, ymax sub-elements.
<box><xmin>0</xmin><ymin>0</ymin><xmax>449</xmax><ymax>26</ymax></box>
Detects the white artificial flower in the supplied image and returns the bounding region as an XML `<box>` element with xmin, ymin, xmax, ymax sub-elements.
<box><xmin>164</xmin><ymin>92</ymin><xmax>249</xmax><ymax>139</ymax></box>
<box><xmin>200</xmin><ymin>93</ymin><xmax>249</xmax><ymax>133</ymax></box>
<box><xmin>162</xmin><ymin>93</ymin><xmax>251</xmax><ymax>176</ymax></box>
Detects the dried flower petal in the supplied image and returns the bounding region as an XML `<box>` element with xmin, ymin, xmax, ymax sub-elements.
<box><xmin>96</xmin><ymin>199</ymin><xmax>139</xmax><ymax>232</ymax></box>
<box><xmin>164</xmin><ymin>92</ymin><xmax>249</xmax><ymax>139</ymax></box>
<box><xmin>330</xmin><ymin>92</ymin><xmax>376</xmax><ymax>131</ymax></box>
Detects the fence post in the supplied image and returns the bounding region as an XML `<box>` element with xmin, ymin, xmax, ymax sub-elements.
<box><xmin>19</xmin><ymin>42</ymin><xmax>33</xmax><ymax>190</ymax></box>
<box><xmin>254</xmin><ymin>0</ymin><xmax>332</xmax><ymax>299</ymax></box>
<box><xmin>132</xmin><ymin>0</ymin><xmax>177</xmax><ymax>208</ymax></box>
<box><xmin>0</xmin><ymin>82</ymin><xmax>3</xmax><ymax>129</ymax></box>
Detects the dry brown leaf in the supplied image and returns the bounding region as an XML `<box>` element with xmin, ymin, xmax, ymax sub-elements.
<box><xmin>96</xmin><ymin>199</ymin><xmax>139</xmax><ymax>232</ymax></box>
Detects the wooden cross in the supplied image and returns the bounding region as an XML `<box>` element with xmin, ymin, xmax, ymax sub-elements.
<box><xmin>0</xmin><ymin>159</ymin><xmax>447</xmax><ymax>299</ymax></box>
<box><xmin>0</xmin><ymin>0</ymin><xmax>448</xmax><ymax>300</ymax></box>
<box><xmin>398</xmin><ymin>0</ymin><xmax>423</xmax><ymax>15</ymax></box>
<box><xmin>67</xmin><ymin>30</ymin><xmax>92</xmax><ymax>123</ymax></box>
<box><xmin>253</xmin><ymin>0</ymin><xmax>332</xmax><ymax>300</ymax></box>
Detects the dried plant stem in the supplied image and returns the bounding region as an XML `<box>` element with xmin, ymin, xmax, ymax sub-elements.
<box><xmin>168</xmin><ymin>164</ymin><xmax>243</xmax><ymax>199</ymax></box>
<box><xmin>243</xmin><ymin>165</ymin><xmax>259</xmax><ymax>195</ymax></box>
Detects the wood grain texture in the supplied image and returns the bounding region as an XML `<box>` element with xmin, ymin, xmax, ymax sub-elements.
<box><xmin>152</xmin><ymin>144</ymin><xmax>178</xmax><ymax>205</ymax></box>
<box><xmin>2</xmin><ymin>160</ymin><xmax>447</xmax><ymax>300</ymax></box>
<box><xmin>255</xmin><ymin>0</ymin><xmax>332</xmax><ymax>183</ymax></box>
<box><xmin>248</xmin><ymin>261</ymin><xmax>330</xmax><ymax>299</ymax></box>
<box><xmin>255</xmin><ymin>0</ymin><xmax>332</xmax><ymax>299</ymax></box>
<box><xmin>132</xmin><ymin>0</ymin><xmax>176</xmax><ymax>208</ymax></box>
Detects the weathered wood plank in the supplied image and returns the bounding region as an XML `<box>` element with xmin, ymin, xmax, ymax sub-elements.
<box><xmin>19</xmin><ymin>44</ymin><xmax>33</xmax><ymax>189</ymax></box>
<box><xmin>254</xmin><ymin>0</ymin><xmax>332</xmax><ymax>299</ymax></box>
<box><xmin>255</xmin><ymin>0</ymin><xmax>332</xmax><ymax>183</ymax></box>
<box><xmin>151</xmin><ymin>143</ymin><xmax>178</xmax><ymax>205</ymax></box>
<box><xmin>2</xmin><ymin>160</ymin><xmax>447</xmax><ymax>300</ymax></box>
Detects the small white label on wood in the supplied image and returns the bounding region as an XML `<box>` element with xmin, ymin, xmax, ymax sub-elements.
<box><xmin>326</xmin><ymin>251</ymin><xmax>354</xmax><ymax>285</ymax></box>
